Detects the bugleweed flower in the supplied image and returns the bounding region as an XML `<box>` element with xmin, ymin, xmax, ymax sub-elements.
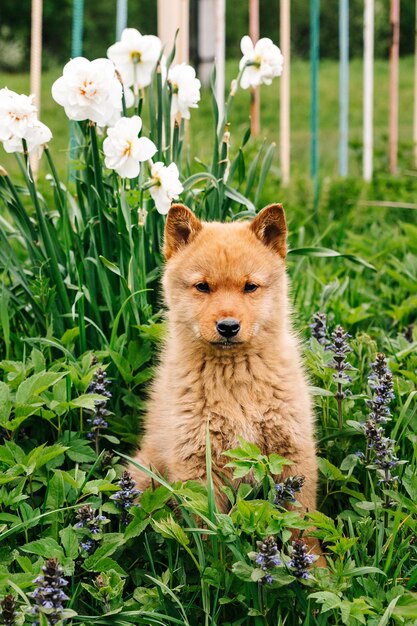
<box><xmin>363</xmin><ymin>354</ymin><xmax>402</xmax><ymax>505</ymax></box>
<box><xmin>31</xmin><ymin>558</ymin><xmax>69</xmax><ymax>625</ymax></box>
<box><xmin>149</xmin><ymin>161</ymin><xmax>184</xmax><ymax>214</ymax></box>
<box><xmin>310</xmin><ymin>312</ymin><xmax>329</xmax><ymax>346</ymax></box>
<box><xmin>1</xmin><ymin>594</ymin><xmax>16</xmax><ymax>626</ymax></box>
<box><xmin>107</xmin><ymin>28</ymin><xmax>162</xmax><ymax>90</ymax></box>
<box><xmin>86</xmin><ymin>366</ymin><xmax>112</xmax><ymax>453</ymax></box>
<box><xmin>287</xmin><ymin>539</ymin><xmax>315</xmax><ymax>579</ymax></box>
<box><xmin>327</xmin><ymin>325</ymin><xmax>352</xmax><ymax>428</ymax></box>
<box><xmin>274</xmin><ymin>475</ymin><xmax>305</xmax><ymax>507</ymax></box>
<box><xmin>111</xmin><ymin>470</ymin><xmax>141</xmax><ymax>524</ymax></box>
<box><xmin>103</xmin><ymin>115</ymin><xmax>156</xmax><ymax>178</ymax></box>
<box><xmin>75</xmin><ymin>504</ymin><xmax>108</xmax><ymax>537</ymax></box>
<box><xmin>239</xmin><ymin>36</ymin><xmax>284</xmax><ymax>89</ymax></box>
<box><xmin>51</xmin><ymin>57</ymin><xmax>123</xmax><ymax>126</ymax></box>
<box><xmin>168</xmin><ymin>63</ymin><xmax>201</xmax><ymax>120</ymax></box>
<box><xmin>252</xmin><ymin>536</ymin><xmax>281</xmax><ymax>585</ymax></box>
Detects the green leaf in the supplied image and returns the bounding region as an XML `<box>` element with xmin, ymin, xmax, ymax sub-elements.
<box><xmin>21</xmin><ymin>537</ymin><xmax>65</xmax><ymax>560</ymax></box>
<box><xmin>16</xmin><ymin>371</ymin><xmax>67</xmax><ymax>405</ymax></box>
<box><xmin>317</xmin><ymin>457</ymin><xmax>347</xmax><ymax>482</ymax></box>
<box><xmin>64</xmin><ymin>437</ymin><xmax>98</xmax><ymax>463</ymax></box>
<box><xmin>152</xmin><ymin>516</ymin><xmax>189</xmax><ymax>547</ymax></box>
<box><xmin>60</xmin><ymin>526</ymin><xmax>79</xmax><ymax>560</ymax></box>
<box><xmin>268</xmin><ymin>453</ymin><xmax>293</xmax><ymax>475</ymax></box>
<box><xmin>140</xmin><ymin>485</ymin><xmax>171</xmax><ymax>514</ymax></box>
<box><xmin>288</xmin><ymin>246</ymin><xmax>376</xmax><ymax>270</ymax></box>
<box><xmin>232</xmin><ymin>560</ymin><xmax>255</xmax><ymax>582</ymax></box>
<box><xmin>83</xmin><ymin>533</ymin><xmax>125</xmax><ymax>570</ymax></box>
<box><xmin>309</xmin><ymin>591</ymin><xmax>342</xmax><ymax>612</ymax></box>
<box><xmin>124</xmin><ymin>508</ymin><xmax>150</xmax><ymax>541</ymax></box>
<box><xmin>0</xmin><ymin>382</ymin><xmax>11</xmax><ymax>426</ymax></box>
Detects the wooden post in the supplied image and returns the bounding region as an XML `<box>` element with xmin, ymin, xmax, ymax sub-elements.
<box><xmin>215</xmin><ymin>0</ymin><xmax>226</xmax><ymax>125</ymax></box>
<box><xmin>414</xmin><ymin>0</ymin><xmax>417</xmax><ymax>167</ymax></box>
<box><xmin>363</xmin><ymin>0</ymin><xmax>374</xmax><ymax>182</ymax></box>
<box><xmin>389</xmin><ymin>0</ymin><xmax>400</xmax><ymax>174</ymax></box>
<box><xmin>280</xmin><ymin>0</ymin><xmax>290</xmax><ymax>185</ymax></box>
<box><xmin>339</xmin><ymin>0</ymin><xmax>349</xmax><ymax>177</ymax></box>
<box><xmin>249</xmin><ymin>0</ymin><xmax>260</xmax><ymax>136</ymax></box>
<box><xmin>198</xmin><ymin>0</ymin><xmax>215</xmax><ymax>87</ymax></box>
<box><xmin>158</xmin><ymin>0</ymin><xmax>189</xmax><ymax>63</ymax></box>
<box><xmin>116</xmin><ymin>0</ymin><xmax>128</xmax><ymax>40</ymax></box>
<box><xmin>30</xmin><ymin>0</ymin><xmax>43</xmax><ymax>174</ymax></box>
<box><xmin>310</xmin><ymin>0</ymin><xmax>320</xmax><ymax>213</ymax></box>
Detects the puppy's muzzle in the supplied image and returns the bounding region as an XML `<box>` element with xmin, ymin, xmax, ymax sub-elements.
<box><xmin>216</xmin><ymin>318</ymin><xmax>241</xmax><ymax>339</ymax></box>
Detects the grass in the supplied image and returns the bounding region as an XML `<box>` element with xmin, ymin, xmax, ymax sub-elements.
<box><xmin>0</xmin><ymin>56</ymin><xmax>415</xmax><ymax>181</ymax></box>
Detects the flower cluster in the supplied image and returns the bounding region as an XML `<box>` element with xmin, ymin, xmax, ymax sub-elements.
<box><xmin>168</xmin><ymin>63</ymin><xmax>201</xmax><ymax>120</ymax></box>
<box><xmin>1</xmin><ymin>594</ymin><xmax>16</xmax><ymax>626</ymax></box>
<box><xmin>31</xmin><ymin>559</ymin><xmax>69</xmax><ymax>625</ymax></box>
<box><xmin>250</xmin><ymin>536</ymin><xmax>281</xmax><ymax>585</ymax></box>
<box><xmin>75</xmin><ymin>505</ymin><xmax>108</xmax><ymax>554</ymax></box>
<box><xmin>107</xmin><ymin>28</ymin><xmax>162</xmax><ymax>91</ymax></box>
<box><xmin>87</xmin><ymin>366</ymin><xmax>111</xmax><ymax>431</ymax></box>
<box><xmin>327</xmin><ymin>325</ymin><xmax>353</xmax><ymax>427</ymax></box>
<box><xmin>310</xmin><ymin>311</ymin><xmax>329</xmax><ymax>346</ymax></box>
<box><xmin>0</xmin><ymin>88</ymin><xmax>52</xmax><ymax>157</ymax></box>
<box><xmin>239</xmin><ymin>36</ymin><xmax>284</xmax><ymax>89</ymax></box>
<box><xmin>111</xmin><ymin>470</ymin><xmax>141</xmax><ymax>524</ymax></box>
<box><xmin>52</xmin><ymin>57</ymin><xmax>123</xmax><ymax>126</ymax></box>
<box><xmin>274</xmin><ymin>475</ymin><xmax>305</xmax><ymax>507</ymax></box>
<box><xmin>287</xmin><ymin>539</ymin><xmax>316</xmax><ymax>579</ymax></box>
<box><xmin>363</xmin><ymin>354</ymin><xmax>403</xmax><ymax>501</ymax></box>
<box><xmin>103</xmin><ymin>115</ymin><xmax>156</xmax><ymax>179</ymax></box>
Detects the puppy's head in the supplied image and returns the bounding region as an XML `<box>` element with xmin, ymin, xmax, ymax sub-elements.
<box><xmin>162</xmin><ymin>204</ymin><xmax>288</xmax><ymax>349</ymax></box>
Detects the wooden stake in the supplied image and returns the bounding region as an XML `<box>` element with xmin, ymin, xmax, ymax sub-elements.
<box><xmin>363</xmin><ymin>0</ymin><xmax>374</xmax><ymax>182</ymax></box>
<box><xmin>339</xmin><ymin>0</ymin><xmax>349</xmax><ymax>177</ymax></box>
<box><xmin>116</xmin><ymin>0</ymin><xmax>128</xmax><ymax>40</ymax></box>
<box><xmin>280</xmin><ymin>0</ymin><xmax>290</xmax><ymax>185</ymax></box>
<box><xmin>215</xmin><ymin>0</ymin><xmax>226</xmax><ymax>125</ymax></box>
<box><xmin>389</xmin><ymin>0</ymin><xmax>400</xmax><ymax>174</ymax></box>
<box><xmin>30</xmin><ymin>0</ymin><xmax>43</xmax><ymax>175</ymax></box>
<box><xmin>249</xmin><ymin>0</ymin><xmax>260</xmax><ymax>136</ymax></box>
<box><xmin>158</xmin><ymin>0</ymin><xmax>189</xmax><ymax>63</ymax></box>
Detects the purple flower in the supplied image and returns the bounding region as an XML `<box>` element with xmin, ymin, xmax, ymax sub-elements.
<box><xmin>1</xmin><ymin>594</ymin><xmax>16</xmax><ymax>626</ymax></box>
<box><xmin>252</xmin><ymin>536</ymin><xmax>281</xmax><ymax>585</ymax></box>
<box><xmin>31</xmin><ymin>558</ymin><xmax>68</xmax><ymax>625</ymax></box>
<box><xmin>288</xmin><ymin>539</ymin><xmax>315</xmax><ymax>579</ymax></box>
<box><xmin>274</xmin><ymin>475</ymin><xmax>305</xmax><ymax>507</ymax></box>
<box><xmin>310</xmin><ymin>312</ymin><xmax>329</xmax><ymax>346</ymax></box>
<box><xmin>111</xmin><ymin>471</ymin><xmax>141</xmax><ymax>524</ymax></box>
<box><xmin>86</xmin><ymin>365</ymin><xmax>112</xmax><ymax>449</ymax></box>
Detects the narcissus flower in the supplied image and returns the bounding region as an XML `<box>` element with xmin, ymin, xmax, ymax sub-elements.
<box><xmin>107</xmin><ymin>28</ymin><xmax>162</xmax><ymax>90</ymax></box>
<box><xmin>0</xmin><ymin>88</ymin><xmax>37</xmax><ymax>140</ymax></box>
<box><xmin>168</xmin><ymin>63</ymin><xmax>201</xmax><ymax>120</ymax></box>
<box><xmin>149</xmin><ymin>161</ymin><xmax>183</xmax><ymax>214</ymax></box>
<box><xmin>103</xmin><ymin>115</ymin><xmax>156</xmax><ymax>178</ymax></box>
<box><xmin>51</xmin><ymin>57</ymin><xmax>123</xmax><ymax>126</ymax></box>
<box><xmin>239</xmin><ymin>36</ymin><xmax>284</xmax><ymax>89</ymax></box>
<box><xmin>3</xmin><ymin>120</ymin><xmax>52</xmax><ymax>156</ymax></box>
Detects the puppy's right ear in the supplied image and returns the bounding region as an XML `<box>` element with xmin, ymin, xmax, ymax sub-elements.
<box><xmin>164</xmin><ymin>204</ymin><xmax>202</xmax><ymax>259</ymax></box>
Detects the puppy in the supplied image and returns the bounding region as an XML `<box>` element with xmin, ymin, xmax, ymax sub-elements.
<box><xmin>130</xmin><ymin>203</ymin><xmax>318</xmax><ymax>517</ymax></box>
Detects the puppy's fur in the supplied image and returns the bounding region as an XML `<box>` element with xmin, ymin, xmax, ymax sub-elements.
<box><xmin>130</xmin><ymin>204</ymin><xmax>318</xmax><ymax>514</ymax></box>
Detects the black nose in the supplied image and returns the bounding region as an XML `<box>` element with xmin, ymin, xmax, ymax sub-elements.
<box><xmin>216</xmin><ymin>318</ymin><xmax>241</xmax><ymax>339</ymax></box>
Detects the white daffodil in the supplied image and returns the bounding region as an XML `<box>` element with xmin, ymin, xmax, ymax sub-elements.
<box><xmin>0</xmin><ymin>88</ymin><xmax>37</xmax><ymax>141</ymax></box>
<box><xmin>51</xmin><ymin>57</ymin><xmax>123</xmax><ymax>126</ymax></box>
<box><xmin>3</xmin><ymin>120</ymin><xmax>52</xmax><ymax>157</ymax></box>
<box><xmin>149</xmin><ymin>161</ymin><xmax>183</xmax><ymax>214</ymax></box>
<box><xmin>107</xmin><ymin>28</ymin><xmax>162</xmax><ymax>90</ymax></box>
<box><xmin>103</xmin><ymin>115</ymin><xmax>156</xmax><ymax>179</ymax></box>
<box><xmin>168</xmin><ymin>63</ymin><xmax>201</xmax><ymax>120</ymax></box>
<box><xmin>239</xmin><ymin>36</ymin><xmax>284</xmax><ymax>89</ymax></box>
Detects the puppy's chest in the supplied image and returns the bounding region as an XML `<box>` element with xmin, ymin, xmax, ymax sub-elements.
<box><xmin>175</xmin><ymin>366</ymin><xmax>299</xmax><ymax>457</ymax></box>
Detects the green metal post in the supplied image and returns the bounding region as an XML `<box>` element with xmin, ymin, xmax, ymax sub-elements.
<box><xmin>310</xmin><ymin>0</ymin><xmax>320</xmax><ymax>216</ymax></box>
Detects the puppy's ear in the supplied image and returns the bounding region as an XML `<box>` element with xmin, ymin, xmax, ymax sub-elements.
<box><xmin>164</xmin><ymin>204</ymin><xmax>203</xmax><ymax>259</ymax></box>
<box><xmin>250</xmin><ymin>204</ymin><xmax>287</xmax><ymax>257</ymax></box>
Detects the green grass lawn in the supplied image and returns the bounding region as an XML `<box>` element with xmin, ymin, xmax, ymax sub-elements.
<box><xmin>0</xmin><ymin>56</ymin><xmax>415</xmax><ymax>182</ymax></box>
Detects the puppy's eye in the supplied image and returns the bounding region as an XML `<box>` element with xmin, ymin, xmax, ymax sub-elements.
<box><xmin>195</xmin><ymin>282</ymin><xmax>210</xmax><ymax>293</ymax></box>
<box><xmin>244</xmin><ymin>282</ymin><xmax>258</xmax><ymax>293</ymax></box>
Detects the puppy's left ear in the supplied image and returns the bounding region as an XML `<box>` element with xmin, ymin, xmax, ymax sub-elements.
<box><xmin>250</xmin><ymin>204</ymin><xmax>287</xmax><ymax>258</ymax></box>
<box><xmin>164</xmin><ymin>204</ymin><xmax>202</xmax><ymax>260</ymax></box>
